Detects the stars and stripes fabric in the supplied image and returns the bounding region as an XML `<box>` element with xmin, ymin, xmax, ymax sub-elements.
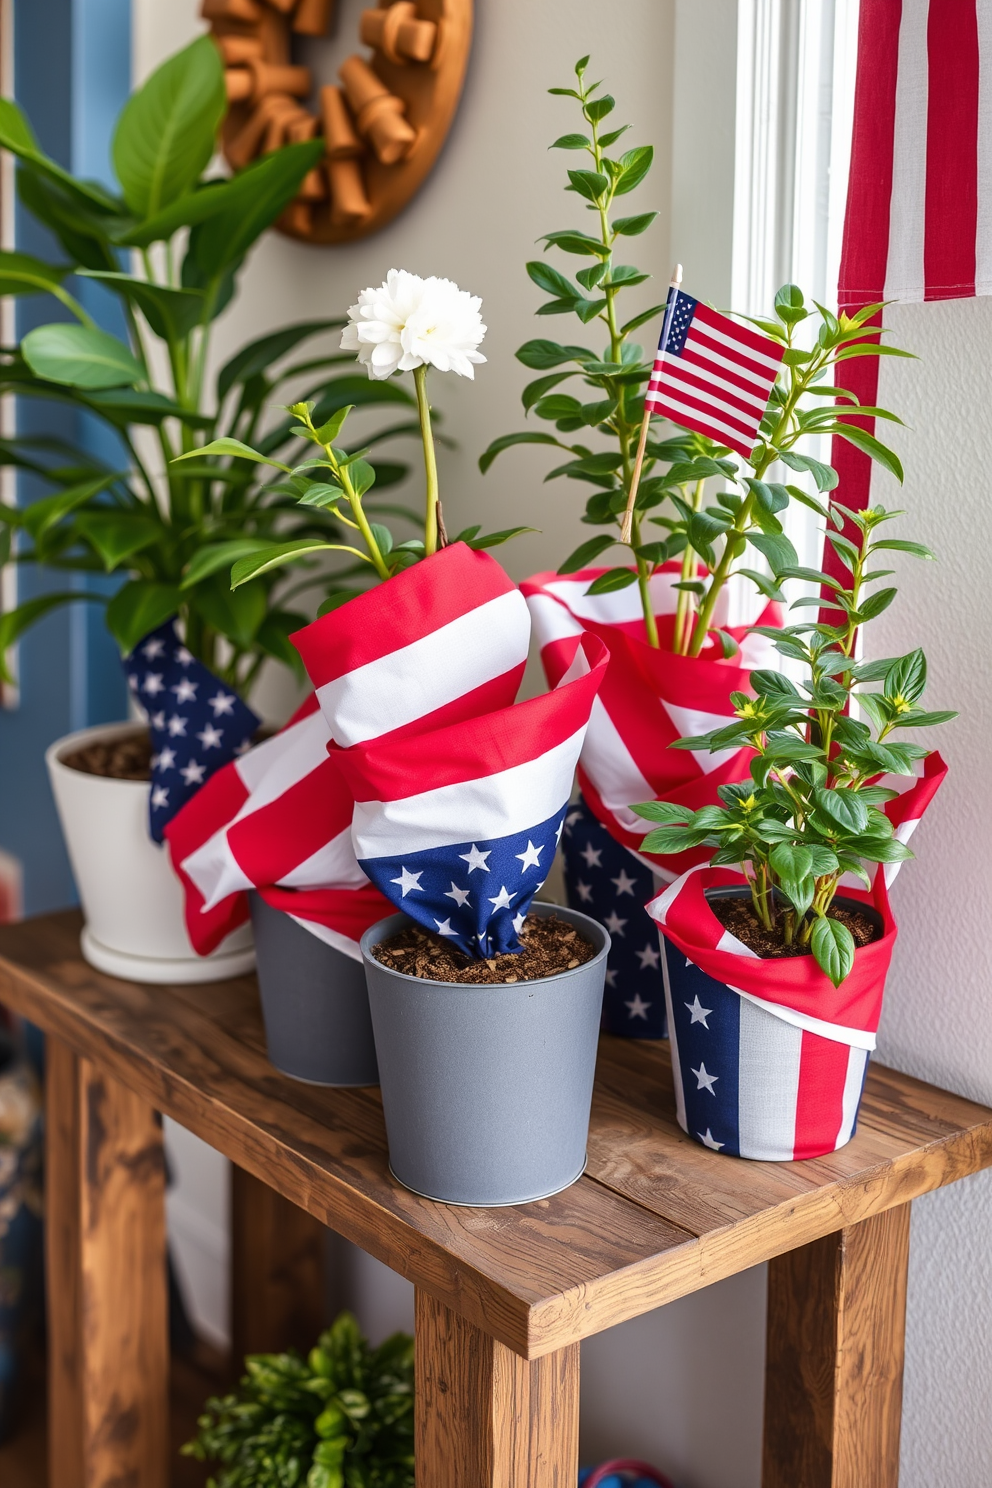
<box><xmin>522</xmin><ymin>563</ymin><xmax>781</xmax><ymax>880</ymax></box>
<box><xmin>643</xmin><ymin>288</ymin><xmax>785</xmax><ymax>460</ymax></box>
<box><xmin>124</xmin><ymin>622</ymin><xmax>258</xmax><ymax>843</ymax></box>
<box><xmin>166</xmin><ymin>543</ymin><xmax>534</xmax><ymax>959</ymax></box>
<box><xmin>645</xmin><ymin>756</ymin><xmax>946</xmax><ymax>1160</ymax></box>
<box><xmin>561</xmin><ymin>795</ymin><xmax>668</xmax><ymax>1038</ymax></box>
<box><xmin>332</xmin><ymin>633</ymin><xmax>608</xmax><ymax>957</ymax></box>
<box><xmin>826</xmin><ymin>0</ymin><xmax>992</xmax><ymax>587</ymax></box>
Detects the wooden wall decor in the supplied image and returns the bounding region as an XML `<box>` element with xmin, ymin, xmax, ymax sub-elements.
<box><xmin>204</xmin><ymin>0</ymin><xmax>474</xmax><ymax>243</ymax></box>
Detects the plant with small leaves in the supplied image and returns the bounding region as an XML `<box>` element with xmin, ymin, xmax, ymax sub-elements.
<box><xmin>182</xmin><ymin>1312</ymin><xmax>414</xmax><ymax>1488</ymax></box>
<box><xmin>0</xmin><ymin>37</ymin><xmax>422</xmax><ymax>695</ymax></box>
<box><xmin>632</xmin><ymin>506</ymin><xmax>955</xmax><ymax>985</ymax></box>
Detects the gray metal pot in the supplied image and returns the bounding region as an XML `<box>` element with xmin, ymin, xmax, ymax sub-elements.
<box><xmin>360</xmin><ymin>902</ymin><xmax>609</xmax><ymax>1206</ymax></box>
<box><xmin>250</xmin><ymin>894</ymin><xmax>379</xmax><ymax>1087</ymax></box>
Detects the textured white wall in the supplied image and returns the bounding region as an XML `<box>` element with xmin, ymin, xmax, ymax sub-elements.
<box><xmin>858</xmin><ymin>294</ymin><xmax>992</xmax><ymax>1488</ymax></box>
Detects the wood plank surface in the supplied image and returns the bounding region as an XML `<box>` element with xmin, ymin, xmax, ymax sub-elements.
<box><xmin>45</xmin><ymin>1036</ymin><xmax>169</xmax><ymax>1488</ymax></box>
<box><xmin>762</xmin><ymin>1203</ymin><xmax>911</xmax><ymax>1488</ymax></box>
<box><xmin>230</xmin><ymin>1163</ymin><xmax>327</xmax><ymax>1360</ymax></box>
<box><xmin>4</xmin><ymin>912</ymin><xmax>992</xmax><ymax>1361</ymax></box>
<box><xmin>415</xmin><ymin>1289</ymin><xmax>579</xmax><ymax>1488</ymax></box>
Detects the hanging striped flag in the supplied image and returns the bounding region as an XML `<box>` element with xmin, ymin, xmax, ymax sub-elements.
<box><xmin>644</xmin><ymin>288</ymin><xmax>784</xmax><ymax>460</ymax></box>
<box><xmin>333</xmin><ymin>634</ymin><xmax>607</xmax><ymax>957</ymax></box>
<box><xmin>826</xmin><ymin>0</ymin><xmax>989</xmax><ymax>584</ymax></box>
<box><xmin>166</xmin><ymin>544</ymin><xmax>533</xmax><ymax>959</ymax></box>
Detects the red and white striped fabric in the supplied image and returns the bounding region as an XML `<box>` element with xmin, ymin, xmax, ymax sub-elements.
<box><xmin>827</xmin><ymin>0</ymin><xmax>990</xmax><ymax>581</ymax></box>
<box><xmin>645</xmin><ymin>757</ymin><xmax>946</xmax><ymax>1160</ymax></box>
<box><xmin>166</xmin><ymin>544</ymin><xmax>531</xmax><ymax>959</ymax></box>
<box><xmin>644</xmin><ymin>288</ymin><xmax>785</xmax><ymax>459</ymax></box>
<box><xmin>521</xmin><ymin>564</ymin><xmax>781</xmax><ymax>881</ymax></box>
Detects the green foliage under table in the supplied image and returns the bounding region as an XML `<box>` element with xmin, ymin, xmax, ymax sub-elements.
<box><xmin>183</xmin><ymin>1312</ymin><xmax>414</xmax><ymax>1488</ymax></box>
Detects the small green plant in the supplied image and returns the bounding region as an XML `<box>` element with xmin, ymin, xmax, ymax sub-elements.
<box><xmin>182</xmin><ymin>1313</ymin><xmax>414</xmax><ymax>1488</ymax></box>
<box><xmin>0</xmin><ymin>38</ymin><xmax>423</xmax><ymax>695</ymax></box>
<box><xmin>632</xmin><ymin>505</ymin><xmax>955</xmax><ymax>985</ymax></box>
<box><xmin>481</xmin><ymin>55</ymin><xmax>912</xmax><ymax>658</ymax></box>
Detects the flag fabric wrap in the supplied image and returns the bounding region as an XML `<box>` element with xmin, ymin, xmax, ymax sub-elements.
<box><xmin>522</xmin><ymin>563</ymin><xmax>780</xmax><ymax>1023</ymax></box>
<box><xmin>561</xmin><ymin>796</ymin><xmax>668</xmax><ymax>1038</ymax></box>
<box><xmin>166</xmin><ymin>544</ymin><xmax>533</xmax><ymax>961</ymax></box>
<box><xmin>164</xmin><ymin>691</ymin><xmax>392</xmax><ymax>960</ymax></box>
<box><xmin>645</xmin><ymin>755</ymin><xmax>947</xmax><ymax>1161</ymax></box>
<box><xmin>124</xmin><ymin>621</ymin><xmax>259</xmax><ymax>842</ymax></box>
<box><xmin>333</xmin><ymin>631</ymin><xmax>608</xmax><ymax>957</ymax></box>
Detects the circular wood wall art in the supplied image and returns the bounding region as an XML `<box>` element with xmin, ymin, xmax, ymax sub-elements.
<box><xmin>202</xmin><ymin>0</ymin><xmax>474</xmax><ymax>244</ymax></box>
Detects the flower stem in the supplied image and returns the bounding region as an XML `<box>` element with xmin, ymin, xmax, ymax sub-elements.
<box><xmin>414</xmin><ymin>364</ymin><xmax>440</xmax><ymax>557</ymax></box>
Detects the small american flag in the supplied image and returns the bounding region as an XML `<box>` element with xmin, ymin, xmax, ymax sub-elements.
<box><xmin>644</xmin><ymin>288</ymin><xmax>784</xmax><ymax>460</ymax></box>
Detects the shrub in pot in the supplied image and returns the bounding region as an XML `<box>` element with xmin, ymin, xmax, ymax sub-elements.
<box><xmin>0</xmin><ymin>40</ymin><xmax>421</xmax><ymax>981</ymax></box>
<box><xmin>633</xmin><ymin>503</ymin><xmax>953</xmax><ymax>1160</ymax></box>
<box><xmin>183</xmin><ymin>1311</ymin><xmax>414</xmax><ymax>1488</ymax></box>
<box><xmin>484</xmin><ymin>56</ymin><xmax>908</xmax><ymax>1037</ymax></box>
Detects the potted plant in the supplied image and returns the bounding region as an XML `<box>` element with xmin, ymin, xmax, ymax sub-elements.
<box><xmin>165</xmin><ymin>270</ymin><xmax>538</xmax><ymax>1087</ymax></box>
<box><xmin>484</xmin><ymin>56</ymin><xmax>908</xmax><ymax>1039</ymax></box>
<box><xmin>183</xmin><ymin>1311</ymin><xmax>415</xmax><ymax>1488</ymax></box>
<box><xmin>0</xmin><ymin>39</ymin><xmax>420</xmax><ymax>981</ymax></box>
<box><xmin>633</xmin><ymin>502</ymin><xmax>952</xmax><ymax>1160</ymax></box>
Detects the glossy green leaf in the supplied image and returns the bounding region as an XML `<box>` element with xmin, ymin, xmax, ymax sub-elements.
<box><xmin>613</xmin><ymin>145</ymin><xmax>653</xmax><ymax>195</ymax></box>
<box><xmin>0</xmin><ymin>98</ymin><xmax>120</xmax><ymax>214</ymax></box>
<box><xmin>193</xmin><ymin>570</ymin><xmax>267</xmax><ymax>648</ymax></box>
<box><xmin>106</xmin><ymin>580</ymin><xmax>181</xmax><ymax>655</ymax></box>
<box><xmin>185</xmin><ymin>140</ymin><xmax>324</xmax><ymax>281</ymax></box>
<box><xmin>73</xmin><ymin>511</ymin><xmax>161</xmax><ymax>569</ymax></box>
<box><xmin>613</xmin><ymin>211</ymin><xmax>658</xmax><ymax>236</ymax></box>
<box><xmin>79</xmin><ymin>271</ymin><xmax>205</xmax><ymax>341</ymax></box>
<box><xmin>22</xmin><ymin>323</ymin><xmax>143</xmax><ymax>389</ymax></box>
<box><xmin>479</xmin><ymin>431</ymin><xmax>562</xmax><ymax>474</ymax></box>
<box><xmin>586</xmin><ymin>566</ymin><xmax>637</xmax><ymax>594</ymax></box>
<box><xmin>180</xmin><ymin>540</ymin><xmax>275</xmax><ymax>590</ymax></box>
<box><xmin>112</xmin><ymin>36</ymin><xmax>226</xmax><ymax>219</ymax></box>
<box><xmin>0</xmin><ymin>249</ymin><xmax>71</xmax><ymax>300</ymax></box>
<box><xmin>171</xmin><ymin>439</ymin><xmax>292</xmax><ymax>472</ymax></box>
<box><xmin>230</xmin><ymin>539</ymin><xmax>353</xmax><ymax>588</ymax></box>
<box><xmin>811</xmin><ymin>915</ymin><xmax>856</xmax><ymax>987</ymax></box>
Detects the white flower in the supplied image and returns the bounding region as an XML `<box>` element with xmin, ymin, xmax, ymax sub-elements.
<box><xmin>341</xmin><ymin>269</ymin><xmax>487</xmax><ymax>381</ymax></box>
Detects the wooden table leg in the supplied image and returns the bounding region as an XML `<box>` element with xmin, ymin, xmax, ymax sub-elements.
<box><xmin>46</xmin><ymin>1036</ymin><xmax>169</xmax><ymax>1488</ymax></box>
<box><xmin>230</xmin><ymin>1162</ymin><xmax>327</xmax><ymax>1360</ymax></box>
<box><xmin>415</xmin><ymin>1288</ymin><xmax>579</xmax><ymax>1488</ymax></box>
<box><xmin>762</xmin><ymin>1202</ymin><xmax>911</xmax><ymax>1488</ymax></box>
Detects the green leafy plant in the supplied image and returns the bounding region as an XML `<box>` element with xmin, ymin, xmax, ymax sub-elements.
<box><xmin>481</xmin><ymin>56</ymin><xmax>912</xmax><ymax>658</ymax></box>
<box><xmin>0</xmin><ymin>37</ymin><xmax>424</xmax><ymax>695</ymax></box>
<box><xmin>182</xmin><ymin>1312</ymin><xmax>414</xmax><ymax>1488</ymax></box>
<box><xmin>632</xmin><ymin>504</ymin><xmax>955</xmax><ymax>985</ymax></box>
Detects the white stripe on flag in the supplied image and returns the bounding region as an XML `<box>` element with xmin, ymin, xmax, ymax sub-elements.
<box><xmin>184</xmin><ymin>831</ymin><xmax>254</xmax><ymax>911</ymax></box>
<box><xmin>884</xmin><ymin>0</ymin><xmax>929</xmax><ymax>303</ymax></box>
<box><xmin>351</xmin><ymin>728</ymin><xmax>586</xmax><ymax>857</ymax></box>
<box><xmin>977</xmin><ymin>0</ymin><xmax>992</xmax><ymax>294</ymax></box>
<box><xmin>541</xmin><ymin>570</ymin><xmax>682</xmax><ymax>624</ymax></box>
<box><xmin>232</xmin><ymin>708</ymin><xmax>331</xmax><ymax>813</ymax></box>
<box><xmin>316</xmin><ymin>589</ymin><xmax>531</xmax><ymax>746</ymax></box>
<box><xmin>579</xmin><ymin>696</ymin><xmax>654</xmax><ymax>819</ymax></box>
<box><xmin>663</xmin><ymin>701</ymin><xmax>742</xmax><ymax>776</ymax></box>
<box><xmin>737</xmin><ymin>998</ymin><xmax>802</xmax><ymax>1160</ymax></box>
<box><xmin>731</xmin><ymin>984</ymin><xmax>877</xmax><ymax>1051</ymax></box>
<box><xmin>836</xmin><ymin>1045</ymin><xmax>870</xmax><ymax>1148</ymax></box>
<box><xmin>648</xmin><ymin>392</ymin><xmax>755</xmax><ymax>450</ymax></box>
<box><xmin>525</xmin><ymin>592</ymin><xmax>584</xmax><ymax>647</ymax></box>
<box><xmin>276</xmin><ymin>827</ymin><xmax>369</xmax><ymax>891</ymax></box>
<box><xmin>653</xmin><ymin>364</ymin><xmax>766</xmax><ymax>429</ymax></box>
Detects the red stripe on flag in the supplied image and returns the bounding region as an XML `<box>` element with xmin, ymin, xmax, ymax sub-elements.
<box><xmin>658</xmin><ymin>357</ymin><xmax>768</xmax><ymax>418</ymax></box>
<box><xmin>925</xmin><ymin>0</ymin><xmax>979</xmax><ymax>299</ymax></box>
<box><xmin>258</xmin><ymin>883</ymin><xmax>392</xmax><ymax>944</ymax></box>
<box><xmin>651</xmin><ymin>374</ymin><xmax>759</xmax><ymax>440</ymax></box>
<box><xmin>646</xmin><ymin>394</ymin><xmax>755</xmax><ymax>458</ymax></box>
<box><xmin>226</xmin><ymin>755</ymin><xmax>354</xmax><ymax>888</ymax></box>
<box><xmin>792</xmin><ymin>1032</ymin><xmax>851</xmax><ymax>1161</ymax></box>
<box><xmin>838</xmin><ymin>0</ymin><xmax>902</xmax><ymax>305</ymax></box>
<box><xmin>684</xmin><ymin>326</ymin><xmax>781</xmax><ymax>387</ymax></box>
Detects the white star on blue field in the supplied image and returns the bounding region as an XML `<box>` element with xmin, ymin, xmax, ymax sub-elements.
<box><xmin>124</xmin><ymin>621</ymin><xmax>258</xmax><ymax>841</ymax></box>
<box><xmin>561</xmin><ymin>796</ymin><xmax>668</xmax><ymax>1037</ymax></box>
<box><xmin>361</xmin><ymin>807</ymin><xmax>567</xmax><ymax>957</ymax></box>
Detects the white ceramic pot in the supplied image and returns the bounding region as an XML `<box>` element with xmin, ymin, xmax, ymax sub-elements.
<box><xmin>46</xmin><ymin>722</ymin><xmax>255</xmax><ymax>984</ymax></box>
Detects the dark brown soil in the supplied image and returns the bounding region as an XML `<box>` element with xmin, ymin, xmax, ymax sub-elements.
<box><xmin>371</xmin><ymin>911</ymin><xmax>596</xmax><ymax>984</ymax></box>
<box><xmin>710</xmin><ymin>894</ymin><xmax>881</xmax><ymax>959</ymax></box>
<box><xmin>62</xmin><ymin>730</ymin><xmax>152</xmax><ymax>780</ymax></box>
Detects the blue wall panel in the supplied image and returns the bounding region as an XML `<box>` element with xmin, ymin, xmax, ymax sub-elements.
<box><xmin>0</xmin><ymin>0</ymin><xmax>131</xmax><ymax>914</ymax></box>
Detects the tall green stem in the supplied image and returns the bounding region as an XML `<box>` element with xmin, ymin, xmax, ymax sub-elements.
<box><xmin>413</xmin><ymin>364</ymin><xmax>440</xmax><ymax>557</ymax></box>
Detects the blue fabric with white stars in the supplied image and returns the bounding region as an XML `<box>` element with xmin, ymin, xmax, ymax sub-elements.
<box><xmin>662</xmin><ymin>935</ymin><xmax>742</xmax><ymax>1155</ymax></box>
<box><xmin>659</xmin><ymin>286</ymin><xmax>701</xmax><ymax>356</ymax></box>
<box><xmin>561</xmin><ymin>796</ymin><xmax>668</xmax><ymax>1039</ymax></box>
<box><xmin>124</xmin><ymin>621</ymin><xmax>259</xmax><ymax>843</ymax></box>
<box><xmin>359</xmin><ymin>806</ymin><xmax>567</xmax><ymax>958</ymax></box>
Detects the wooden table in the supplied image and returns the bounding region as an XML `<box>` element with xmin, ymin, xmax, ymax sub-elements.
<box><xmin>2</xmin><ymin>911</ymin><xmax>991</xmax><ymax>1488</ymax></box>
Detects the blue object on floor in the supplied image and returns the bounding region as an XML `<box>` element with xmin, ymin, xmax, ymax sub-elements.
<box><xmin>561</xmin><ymin>795</ymin><xmax>668</xmax><ymax>1038</ymax></box>
<box><xmin>0</xmin><ymin>1030</ymin><xmax>44</xmax><ymax>1442</ymax></box>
